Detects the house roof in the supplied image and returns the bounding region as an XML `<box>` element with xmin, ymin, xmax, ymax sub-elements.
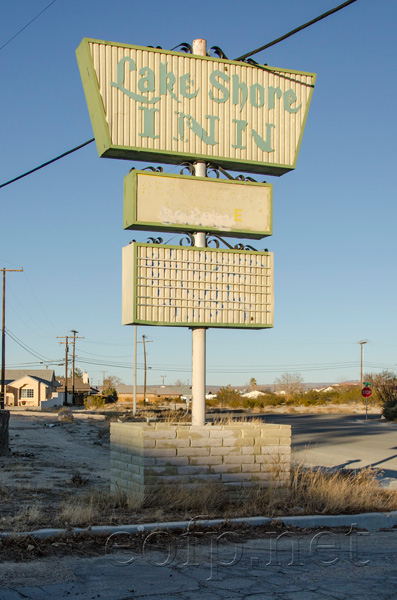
<box><xmin>4</xmin><ymin>369</ymin><xmax>57</xmax><ymax>386</ymax></box>
<box><xmin>56</xmin><ymin>377</ymin><xmax>97</xmax><ymax>393</ymax></box>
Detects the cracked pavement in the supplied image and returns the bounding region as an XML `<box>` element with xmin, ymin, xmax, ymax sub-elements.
<box><xmin>1</xmin><ymin>529</ymin><xmax>396</xmax><ymax>599</ymax></box>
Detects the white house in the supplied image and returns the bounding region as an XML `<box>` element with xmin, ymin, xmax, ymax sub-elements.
<box><xmin>2</xmin><ymin>369</ymin><xmax>60</xmax><ymax>408</ymax></box>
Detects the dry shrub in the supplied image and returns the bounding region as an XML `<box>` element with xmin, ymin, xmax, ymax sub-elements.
<box><xmin>10</xmin><ymin>505</ymin><xmax>43</xmax><ymax>531</ymax></box>
<box><xmin>15</xmin><ymin>464</ymin><xmax>397</xmax><ymax>530</ymax></box>
<box><xmin>211</xmin><ymin>416</ymin><xmax>264</xmax><ymax>426</ymax></box>
<box><xmin>233</xmin><ymin>462</ymin><xmax>397</xmax><ymax>518</ymax></box>
<box><xmin>56</xmin><ymin>497</ymin><xmax>100</xmax><ymax>527</ymax></box>
<box><xmin>143</xmin><ymin>481</ymin><xmax>228</xmax><ymax>513</ymax></box>
<box><xmin>287</xmin><ymin>463</ymin><xmax>397</xmax><ymax>515</ymax></box>
<box><xmin>57</xmin><ymin>407</ymin><xmax>74</xmax><ymax>422</ymax></box>
<box><xmin>0</xmin><ymin>473</ymin><xmax>9</xmax><ymax>499</ymax></box>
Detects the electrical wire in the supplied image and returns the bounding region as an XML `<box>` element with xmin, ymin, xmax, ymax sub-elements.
<box><xmin>0</xmin><ymin>0</ymin><xmax>58</xmax><ymax>52</ymax></box>
<box><xmin>0</xmin><ymin>1</ymin><xmax>358</xmax><ymax>189</ymax></box>
<box><xmin>5</xmin><ymin>328</ymin><xmax>52</xmax><ymax>362</ymax></box>
<box><xmin>234</xmin><ymin>0</ymin><xmax>358</xmax><ymax>61</ymax></box>
<box><xmin>0</xmin><ymin>138</ymin><xmax>95</xmax><ymax>189</ymax></box>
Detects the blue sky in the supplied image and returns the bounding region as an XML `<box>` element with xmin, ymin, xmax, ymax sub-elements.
<box><xmin>1</xmin><ymin>0</ymin><xmax>396</xmax><ymax>388</ymax></box>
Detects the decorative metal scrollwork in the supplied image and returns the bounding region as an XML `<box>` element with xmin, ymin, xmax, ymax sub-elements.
<box><xmin>179</xmin><ymin>162</ymin><xmax>196</xmax><ymax>175</ymax></box>
<box><xmin>234</xmin><ymin>174</ymin><xmax>258</xmax><ymax>182</ymax></box>
<box><xmin>129</xmin><ymin>166</ymin><xmax>163</xmax><ymax>173</ymax></box>
<box><xmin>206</xmin><ymin>164</ymin><xmax>233</xmax><ymax>180</ymax></box>
<box><xmin>143</xmin><ymin>166</ymin><xmax>163</xmax><ymax>172</ymax></box>
<box><xmin>233</xmin><ymin>242</ymin><xmax>257</xmax><ymax>251</ymax></box>
<box><xmin>206</xmin><ymin>166</ymin><xmax>220</xmax><ymax>179</ymax></box>
<box><xmin>245</xmin><ymin>58</ymin><xmax>260</xmax><ymax>66</ymax></box>
<box><xmin>209</xmin><ymin>46</ymin><xmax>229</xmax><ymax>59</ymax></box>
<box><xmin>179</xmin><ymin>233</ymin><xmax>195</xmax><ymax>247</ymax></box>
<box><xmin>206</xmin><ymin>234</ymin><xmax>259</xmax><ymax>252</ymax></box>
<box><xmin>147</xmin><ymin>45</ymin><xmax>163</xmax><ymax>49</ymax></box>
<box><xmin>146</xmin><ymin>237</ymin><xmax>164</xmax><ymax>244</ymax></box>
<box><xmin>206</xmin><ymin>164</ymin><xmax>261</xmax><ymax>183</ymax></box>
<box><xmin>178</xmin><ymin>162</ymin><xmax>263</xmax><ymax>183</ymax></box>
<box><xmin>170</xmin><ymin>42</ymin><xmax>193</xmax><ymax>54</ymax></box>
<box><xmin>238</xmin><ymin>57</ymin><xmax>268</xmax><ymax>67</ymax></box>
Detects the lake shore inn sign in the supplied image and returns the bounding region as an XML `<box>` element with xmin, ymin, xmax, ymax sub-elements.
<box><xmin>76</xmin><ymin>38</ymin><xmax>315</xmax><ymax>469</ymax></box>
<box><xmin>76</xmin><ymin>39</ymin><xmax>316</xmax><ymax>175</ymax></box>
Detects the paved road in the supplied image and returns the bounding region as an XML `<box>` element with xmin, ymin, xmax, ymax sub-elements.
<box><xmin>1</xmin><ymin>529</ymin><xmax>397</xmax><ymax>599</ymax></box>
<box><xmin>260</xmin><ymin>413</ymin><xmax>397</xmax><ymax>483</ymax></box>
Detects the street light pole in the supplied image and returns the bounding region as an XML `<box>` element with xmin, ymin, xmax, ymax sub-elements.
<box><xmin>358</xmin><ymin>339</ymin><xmax>369</xmax><ymax>389</ymax></box>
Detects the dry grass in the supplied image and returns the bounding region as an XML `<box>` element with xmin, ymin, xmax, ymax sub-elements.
<box><xmin>211</xmin><ymin>416</ymin><xmax>264</xmax><ymax>426</ymax></box>
<box><xmin>0</xmin><ymin>473</ymin><xmax>9</xmax><ymax>500</ymax></box>
<box><xmin>234</xmin><ymin>462</ymin><xmax>397</xmax><ymax>518</ymax></box>
<box><xmin>9</xmin><ymin>504</ymin><xmax>43</xmax><ymax>531</ymax></box>
<box><xmin>35</xmin><ymin>463</ymin><xmax>397</xmax><ymax>531</ymax></box>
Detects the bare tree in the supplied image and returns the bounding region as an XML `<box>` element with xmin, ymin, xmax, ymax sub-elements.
<box><xmin>274</xmin><ymin>372</ymin><xmax>304</xmax><ymax>395</ymax></box>
<box><xmin>103</xmin><ymin>376</ymin><xmax>122</xmax><ymax>389</ymax></box>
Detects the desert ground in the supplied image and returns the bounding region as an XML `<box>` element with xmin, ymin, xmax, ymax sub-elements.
<box><xmin>1</xmin><ymin>411</ymin><xmax>110</xmax><ymax>532</ymax></box>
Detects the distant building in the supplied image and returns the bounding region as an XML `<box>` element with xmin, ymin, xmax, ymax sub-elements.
<box><xmin>55</xmin><ymin>373</ymin><xmax>98</xmax><ymax>405</ymax></box>
<box><xmin>115</xmin><ymin>384</ymin><xmax>192</xmax><ymax>403</ymax></box>
<box><xmin>2</xmin><ymin>369</ymin><xmax>60</xmax><ymax>408</ymax></box>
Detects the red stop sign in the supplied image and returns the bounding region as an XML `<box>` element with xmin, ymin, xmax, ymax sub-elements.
<box><xmin>361</xmin><ymin>387</ymin><xmax>372</xmax><ymax>398</ymax></box>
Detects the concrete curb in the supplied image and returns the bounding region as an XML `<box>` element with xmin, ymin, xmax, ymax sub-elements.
<box><xmin>2</xmin><ymin>512</ymin><xmax>397</xmax><ymax>539</ymax></box>
<box><xmin>9</xmin><ymin>410</ymin><xmax>106</xmax><ymax>420</ymax></box>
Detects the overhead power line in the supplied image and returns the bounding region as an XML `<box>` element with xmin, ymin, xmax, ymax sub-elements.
<box><xmin>234</xmin><ymin>0</ymin><xmax>358</xmax><ymax>61</ymax></box>
<box><xmin>0</xmin><ymin>139</ymin><xmax>95</xmax><ymax>189</ymax></box>
<box><xmin>5</xmin><ymin>328</ymin><xmax>51</xmax><ymax>362</ymax></box>
<box><xmin>0</xmin><ymin>0</ymin><xmax>58</xmax><ymax>52</ymax></box>
<box><xmin>0</xmin><ymin>1</ymin><xmax>358</xmax><ymax>189</ymax></box>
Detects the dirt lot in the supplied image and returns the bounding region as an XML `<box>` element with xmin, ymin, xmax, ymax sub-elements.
<box><xmin>0</xmin><ymin>405</ymin><xmax>391</xmax><ymax>535</ymax></box>
<box><xmin>0</xmin><ymin>411</ymin><xmax>110</xmax><ymax>532</ymax></box>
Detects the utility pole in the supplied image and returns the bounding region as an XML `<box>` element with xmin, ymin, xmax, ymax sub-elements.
<box><xmin>57</xmin><ymin>336</ymin><xmax>69</xmax><ymax>405</ymax></box>
<box><xmin>0</xmin><ymin>267</ymin><xmax>23</xmax><ymax>455</ymax></box>
<box><xmin>161</xmin><ymin>375</ymin><xmax>166</xmax><ymax>387</ymax></box>
<box><xmin>1</xmin><ymin>268</ymin><xmax>23</xmax><ymax>410</ymax></box>
<box><xmin>358</xmin><ymin>340</ymin><xmax>369</xmax><ymax>388</ymax></box>
<box><xmin>70</xmin><ymin>330</ymin><xmax>84</xmax><ymax>405</ymax></box>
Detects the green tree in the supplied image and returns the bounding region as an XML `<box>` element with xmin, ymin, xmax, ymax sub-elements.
<box><xmin>365</xmin><ymin>371</ymin><xmax>397</xmax><ymax>420</ymax></box>
<box><xmin>217</xmin><ymin>385</ymin><xmax>243</xmax><ymax>406</ymax></box>
<box><xmin>102</xmin><ymin>375</ymin><xmax>122</xmax><ymax>401</ymax></box>
<box><xmin>249</xmin><ymin>377</ymin><xmax>257</xmax><ymax>391</ymax></box>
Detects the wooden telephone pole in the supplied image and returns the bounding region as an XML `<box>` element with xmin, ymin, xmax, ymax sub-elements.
<box><xmin>1</xmin><ymin>267</ymin><xmax>23</xmax><ymax>454</ymax></box>
<box><xmin>70</xmin><ymin>330</ymin><xmax>84</xmax><ymax>405</ymax></box>
<box><xmin>57</xmin><ymin>336</ymin><xmax>69</xmax><ymax>405</ymax></box>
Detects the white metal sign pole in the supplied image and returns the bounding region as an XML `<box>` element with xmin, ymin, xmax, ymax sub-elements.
<box><xmin>191</xmin><ymin>38</ymin><xmax>207</xmax><ymax>426</ymax></box>
<box><xmin>133</xmin><ymin>325</ymin><xmax>137</xmax><ymax>417</ymax></box>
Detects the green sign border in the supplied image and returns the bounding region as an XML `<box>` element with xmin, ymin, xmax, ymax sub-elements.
<box><xmin>124</xmin><ymin>170</ymin><xmax>273</xmax><ymax>239</ymax></box>
<box><xmin>76</xmin><ymin>38</ymin><xmax>316</xmax><ymax>176</ymax></box>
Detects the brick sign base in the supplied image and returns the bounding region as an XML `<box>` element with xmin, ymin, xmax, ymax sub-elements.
<box><xmin>110</xmin><ymin>422</ymin><xmax>291</xmax><ymax>503</ymax></box>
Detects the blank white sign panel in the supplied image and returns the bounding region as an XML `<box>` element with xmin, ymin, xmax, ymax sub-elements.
<box><xmin>122</xmin><ymin>243</ymin><xmax>274</xmax><ymax>329</ymax></box>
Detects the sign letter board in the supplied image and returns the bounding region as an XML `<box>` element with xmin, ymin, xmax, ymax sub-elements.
<box><xmin>122</xmin><ymin>243</ymin><xmax>274</xmax><ymax>329</ymax></box>
<box><xmin>76</xmin><ymin>38</ymin><xmax>316</xmax><ymax>175</ymax></box>
<box><xmin>124</xmin><ymin>170</ymin><xmax>272</xmax><ymax>239</ymax></box>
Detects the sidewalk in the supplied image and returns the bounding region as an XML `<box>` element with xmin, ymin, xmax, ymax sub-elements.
<box><xmin>1</xmin><ymin>526</ymin><xmax>397</xmax><ymax>599</ymax></box>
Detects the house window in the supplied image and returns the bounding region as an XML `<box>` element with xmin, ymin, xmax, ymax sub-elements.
<box><xmin>21</xmin><ymin>388</ymin><xmax>34</xmax><ymax>398</ymax></box>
